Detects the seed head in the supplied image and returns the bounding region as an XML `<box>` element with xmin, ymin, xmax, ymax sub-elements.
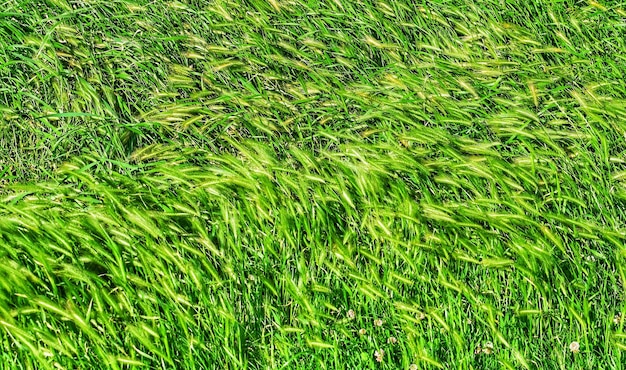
<box><xmin>374</xmin><ymin>319</ymin><xmax>383</xmax><ymax>327</ymax></box>
<box><xmin>347</xmin><ymin>309</ymin><xmax>355</xmax><ymax>319</ymax></box>
<box><xmin>387</xmin><ymin>336</ymin><xmax>397</xmax><ymax>344</ymax></box>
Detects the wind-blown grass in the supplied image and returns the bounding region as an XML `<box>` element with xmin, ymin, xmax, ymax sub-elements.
<box><xmin>2</xmin><ymin>0</ymin><xmax>626</xmax><ymax>369</ymax></box>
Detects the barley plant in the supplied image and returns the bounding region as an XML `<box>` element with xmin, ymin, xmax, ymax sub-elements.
<box><xmin>1</xmin><ymin>0</ymin><xmax>626</xmax><ymax>369</ymax></box>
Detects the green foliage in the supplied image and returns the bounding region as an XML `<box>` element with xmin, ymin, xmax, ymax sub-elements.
<box><xmin>2</xmin><ymin>0</ymin><xmax>626</xmax><ymax>368</ymax></box>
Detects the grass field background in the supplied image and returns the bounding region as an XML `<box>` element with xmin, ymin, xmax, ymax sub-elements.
<box><xmin>2</xmin><ymin>0</ymin><xmax>626</xmax><ymax>368</ymax></box>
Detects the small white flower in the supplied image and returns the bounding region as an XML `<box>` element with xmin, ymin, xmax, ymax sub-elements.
<box><xmin>347</xmin><ymin>309</ymin><xmax>355</xmax><ymax>319</ymax></box>
<box><xmin>387</xmin><ymin>336</ymin><xmax>397</xmax><ymax>344</ymax></box>
<box><xmin>569</xmin><ymin>341</ymin><xmax>580</xmax><ymax>354</ymax></box>
<box><xmin>374</xmin><ymin>319</ymin><xmax>383</xmax><ymax>327</ymax></box>
<box><xmin>374</xmin><ymin>349</ymin><xmax>385</xmax><ymax>362</ymax></box>
<box><xmin>358</xmin><ymin>328</ymin><xmax>367</xmax><ymax>336</ymax></box>
<box><xmin>483</xmin><ymin>341</ymin><xmax>494</xmax><ymax>355</ymax></box>
<box><xmin>409</xmin><ymin>365</ymin><xmax>418</xmax><ymax>370</ymax></box>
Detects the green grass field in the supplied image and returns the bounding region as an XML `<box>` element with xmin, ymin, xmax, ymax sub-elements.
<box><xmin>2</xmin><ymin>0</ymin><xmax>626</xmax><ymax>368</ymax></box>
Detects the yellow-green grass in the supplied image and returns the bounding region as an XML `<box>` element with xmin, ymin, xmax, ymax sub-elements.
<box><xmin>2</xmin><ymin>0</ymin><xmax>626</xmax><ymax>369</ymax></box>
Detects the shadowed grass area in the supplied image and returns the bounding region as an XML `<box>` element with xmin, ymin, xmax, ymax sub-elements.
<box><xmin>2</xmin><ymin>0</ymin><xmax>626</xmax><ymax>369</ymax></box>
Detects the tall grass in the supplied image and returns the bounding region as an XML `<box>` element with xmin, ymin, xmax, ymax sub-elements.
<box><xmin>2</xmin><ymin>0</ymin><xmax>626</xmax><ymax>368</ymax></box>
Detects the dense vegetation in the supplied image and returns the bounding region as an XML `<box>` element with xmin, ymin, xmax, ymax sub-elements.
<box><xmin>2</xmin><ymin>0</ymin><xmax>626</xmax><ymax>368</ymax></box>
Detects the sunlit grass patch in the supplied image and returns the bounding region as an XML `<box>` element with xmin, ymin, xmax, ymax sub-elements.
<box><xmin>2</xmin><ymin>0</ymin><xmax>626</xmax><ymax>369</ymax></box>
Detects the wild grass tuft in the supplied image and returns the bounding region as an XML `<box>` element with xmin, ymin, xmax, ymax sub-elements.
<box><xmin>2</xmin><ymin>0</ymin><xmax>626</xmax><ymax>368</ymax></box>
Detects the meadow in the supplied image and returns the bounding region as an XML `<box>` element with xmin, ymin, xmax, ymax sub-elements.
<box><xmin>1</xmin><ymin>0</ymin><xmax>626</xmax><ymax>368</ymax></box>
